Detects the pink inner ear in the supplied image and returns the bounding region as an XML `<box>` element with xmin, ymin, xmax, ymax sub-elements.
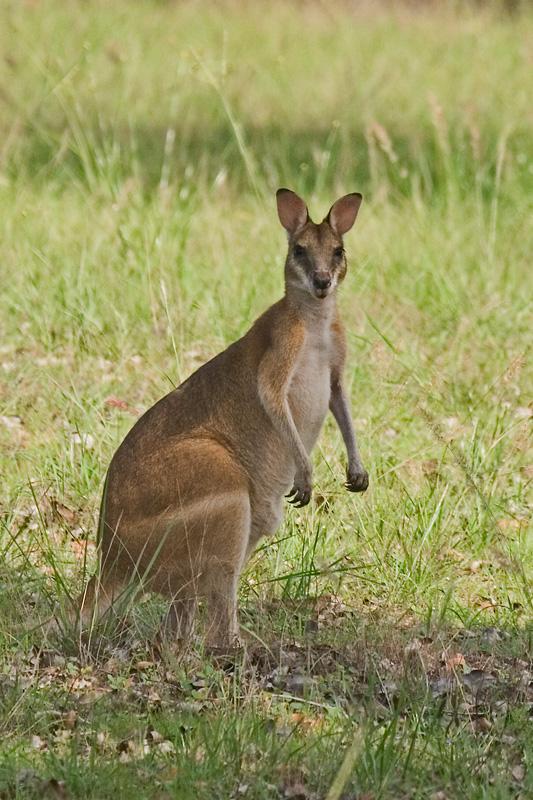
<box><xmin>276</xmin><ymin>189</ymin><xmax>308</xmax><ymax>234</ymax></box>
<box><xmin>328</xmin><ymin>193</ymin><xmax>362</xmax><ymax>235</ymax></box>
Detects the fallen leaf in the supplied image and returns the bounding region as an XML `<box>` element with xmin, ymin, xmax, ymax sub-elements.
<box><xmin>441</xmin><ymin>417</ymin><xmax>468</xmax><ymax>441</ymax></box>
<box><xmin>511</xmin><ymin>764</ymin><xmax>525</xmax><ymax>782</ymax></box>
<box><xmin>473</xmin><ymin>716</ymin><xmax>492</xmax><ymax>733</ymax></box>
<box><xmin>134</xmin><ymin>660</ymin><xmax>155</xmax><ymax>671</ymax></box>
<box><xmin>444</xmin><ymin>652</ymin><xmax>465</xmax><ymax>672</ymax></box>
<box><xmin>104</xmin><ymin>395</ymin><xmax>139</xmax><ymax>415</ymax></box>
<box><xmin>50</xmin><ymin>498</ymin><xmax>79</xmax><ymax>525</ymax></box>
<box><xmin>0</xmin><ymin>414</ymin><xmax>28</xmax><ymax>445</ymax></box>
<box><xmin>95</xmin><ymin>731</ymin><xmax>107</xmax><ymax>749</ymax></box>
<box><xmin>34</xmin><ymin>355</ymin><xmax>64</xmax><ymax>367</ymax></box>
<box><xmin>475</xmin><ymin>597</ymin><xmax>498</xmax><ymax>611</ymax></box>
<box><xmin>62</xmin><ymin>710</ymin><xmax>78</xmax><ymax>730</ymax></box>
<box><xmin>194</xmin><ymin>746</ymin><xmax>206</xmax><ymax>763</ymax></box>
<box><xmin>70</xmin><ymin>540</ymin><xmax>95</xmax><ymax>559</ymax></box>
<box><xmin>71</xmin><ymin>432</ymin><xmax>95</xmax><ymax>449</ymax></box>
<box><xmin>54</xmin><ymin>728</ymin><xmax>72</xmax><ymax>745</ymax></box>
<box><xmin>289</xmin><ymin>712</ymin><xmax>323</xmax><ymax>732</ymax></box>
<box><xmin>156</xmin><ymin>740</ymin><xmax>176</xmax><ymax>755</ymax></box>
<box><xmin>497</xmin><ymin>518</ymin><xmax>521</xmax><ymax>531</ymax></box>
<box><xmin>403</xmin><ymin>459</ymin><xmax>439</xmax><ymax>479</ymax></box>
<box><xmin>460</xmin><ymin>669</ymin><xmax>496</xmax><ymax>693</ymax></box>
<box><xmin>31</xmin><ymin>734</ymin><xmax>46</xmax><ymax>751</ymax></box>
<box><xmin>97</xmin><ymin>357</ymin><xmax>114</xmax><ymax>372</ymax></box>
<box><xmin>71</xmin><ymin>676</ymin><xmax>93</xmax><ymax>691</ymax></box>
<box><xmin>146</xmin><ymin>729</ymin><xmax>164</xmax><ymax>744</ymax></box>
<box><xmin>0</xmin><ymin>414</ymin><xmax>23</xmax><ymax>430</ymax></box>
<box><xmin>116</xmin><ymin>738</ymin><xmax>148</xmax><ymax>762</ymax></box>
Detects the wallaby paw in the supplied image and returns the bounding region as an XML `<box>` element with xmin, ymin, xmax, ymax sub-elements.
<box><xmin>345</xmin><ymin>468</ymin><xmax>369</xmax><ymax>493</ymax></box>
<box><xmin>285</xmin><ymin>476</ymin><xmax>312</xmax><ymax>507</ymax></box>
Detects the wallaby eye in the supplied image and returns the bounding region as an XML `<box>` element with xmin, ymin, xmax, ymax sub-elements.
<box><xmin>333</xmin><ymin>246</ymin><xmax>344</xmax><ymax>260</ymax></box>
<box><xmin>293</xmin><ymin>244</ymin><xmax>306</xmax><ymax>259</ymax></box>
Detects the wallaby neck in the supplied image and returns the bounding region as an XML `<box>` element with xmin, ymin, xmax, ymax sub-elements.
<box><xmin>284</xmin><ymin>284</ymin><xmax>337</xmax><ymax>327</ymax></box>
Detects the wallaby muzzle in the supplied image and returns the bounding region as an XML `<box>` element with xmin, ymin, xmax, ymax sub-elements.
<box><xmin>312</xmin><ymin>272</ymin><xmax>332</xmax><ymax>297</ymax></box>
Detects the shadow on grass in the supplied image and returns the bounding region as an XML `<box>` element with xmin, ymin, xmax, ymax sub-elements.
<box><xmin>1</xmin><ymin>562</ymin><xmax>530</xmax><ymax>799</ymax></box>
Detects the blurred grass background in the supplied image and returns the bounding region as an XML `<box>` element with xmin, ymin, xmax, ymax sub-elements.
<box><xmin>0</xmin><ymin>1</ymin><xmax>532</xmax><ymax>798</ymax></box>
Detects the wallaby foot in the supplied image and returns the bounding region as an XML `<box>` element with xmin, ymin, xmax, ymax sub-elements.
<box><xmin>75</xmin><ymin>574</ymin><xmax>127</xmax><ymax>632</ymax></box>
<box><xmin>161</xmin><ymin>596</ymin><xmax>197</xmax><ymax>642</ymax></box>
<box><xmin>205</xmin><ymin>567</ymin><xmax>242</xmax><ymax>649</ymax></box>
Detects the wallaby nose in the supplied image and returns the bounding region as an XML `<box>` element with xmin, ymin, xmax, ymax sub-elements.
<box><xmin>312</xmin><ymin>273</ymin><xmax>332</xmax><ymax>291</ymax></box>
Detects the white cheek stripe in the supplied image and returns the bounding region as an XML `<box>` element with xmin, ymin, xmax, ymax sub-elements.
<box><xmin>287</xmin><ymin>262</ymin><xmax>311</xmax><ymax>291</ymax></box>
<box><xmin>288</xmin><ymin>262</ymin><xmax>338</xmax><ymax>294</ymax></box>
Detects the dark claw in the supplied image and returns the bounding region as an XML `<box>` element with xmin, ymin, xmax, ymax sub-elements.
<box><xmin>286</xmin><ymin>486</ymin><xmax>311</xmax><ymax>507</ymax></box>
<box><xmin>295</xmin><ymin>494</ymin><xmax>310</xmax><ymax>508</ymax></box>
<box><xmin>345</xmin><ymin>470</ymin><xmax>369</xmax><ymax>493</ymax></box>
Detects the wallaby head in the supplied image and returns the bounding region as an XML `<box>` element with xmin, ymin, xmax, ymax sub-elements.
<box><xmin>276</xmin><ymin>188</ymin><xmax>362</xmax><ymax>300</ymax></box>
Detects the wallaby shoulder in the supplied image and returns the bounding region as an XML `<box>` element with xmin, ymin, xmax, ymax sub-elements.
<box><xmin>107</xmin><ymin>297</ymin><xmax>301</xmax><ymax>466</ymax></box>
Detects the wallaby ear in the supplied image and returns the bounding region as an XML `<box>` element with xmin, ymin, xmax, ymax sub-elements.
<box><xmin>326</xmin><ymin>193</ymin><xmax>363</xmax><ymax>236</ymax></box>
<box><xmin>276</xmin><ymin>188</ymin><xmax>309</xmax><ymax>235</ymax></box>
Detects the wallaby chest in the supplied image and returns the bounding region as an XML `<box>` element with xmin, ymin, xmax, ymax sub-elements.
<box><xmin>289</xmin><ymin>323</ymin><xmax>332</xmax><ymax>452</ymax></box>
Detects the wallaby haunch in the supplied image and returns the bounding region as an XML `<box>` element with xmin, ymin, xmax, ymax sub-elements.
<box><xmin>80</xmin><ymin>189</ymin><xmax>369</xmax><ymax>647</ymax></box>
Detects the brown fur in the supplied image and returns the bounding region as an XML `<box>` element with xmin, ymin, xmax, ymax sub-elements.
<box><xmin>80</xmin><ymin>190</ymin><xmax>369</xmax><ymax>647</ymax></box>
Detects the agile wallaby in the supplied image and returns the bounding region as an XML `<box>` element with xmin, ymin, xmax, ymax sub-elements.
<box><xmin>80</xmin><ymin>189</ymin><xmax>368</xmax><ymax>648</ymax></box>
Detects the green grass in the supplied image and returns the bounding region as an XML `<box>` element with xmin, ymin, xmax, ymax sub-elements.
<box><xmin>0</xmin><ymin>1</ymin><xmax>532</xmax><ymax>797</ymax></box>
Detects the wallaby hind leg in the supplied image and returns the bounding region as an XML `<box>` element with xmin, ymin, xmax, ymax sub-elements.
<box><xmin>161</xmin><ymin>596</ymin><xmax>197</xmax><ymax>642</ymax></box>
<box><xmin>98</xmin><ymin>437</ymin><xmax>252</xmax><ymax>647</ymax></box>
<box><xmin>205</xmin><ymin>567</ymin><xmax>241</xmax><ymax>649</ymax></box>
<box><xmin>201</xmin><ymin>488</ymin><xmax>251</xmax><ymax>650</ymax></box>
<box><xmin>76</xmin><ymin>573</ymin><xmax>126</xmax><ymax>631</ymax></box>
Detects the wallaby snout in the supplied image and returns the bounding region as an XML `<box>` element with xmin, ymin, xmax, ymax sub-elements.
<box><xmin>311</xmin><ymin>271</ymin><xmax>332</xmax><ymax>297</ymax></box>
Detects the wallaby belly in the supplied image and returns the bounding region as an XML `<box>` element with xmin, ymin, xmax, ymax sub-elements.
<box><xmin>289</xmin><ymin>340</ymin><xmax>331</xmax><ymax>453</ymax></box>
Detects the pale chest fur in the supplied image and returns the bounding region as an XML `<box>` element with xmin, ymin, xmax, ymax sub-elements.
<box><xmin>289</xmin><ymin>324</ymin><xmax>332</xmax><ymax>452</ymax></box>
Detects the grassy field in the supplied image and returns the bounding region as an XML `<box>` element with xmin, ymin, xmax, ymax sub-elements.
<box><xmin>0</xmin><ymin>1</ymin><xmax>532</xmax><ymax>797</ymax></box>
